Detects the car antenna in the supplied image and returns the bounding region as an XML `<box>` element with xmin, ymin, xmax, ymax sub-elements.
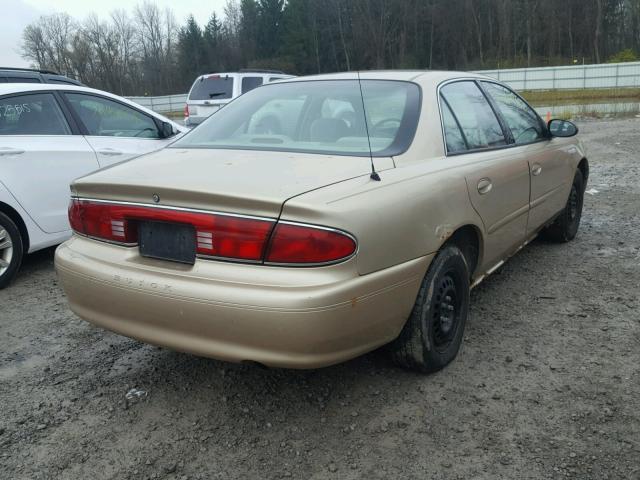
<box><xmin>357</xmin><ymin>71</ymin><xmax>381</xmax><ymax>182</ymax></box>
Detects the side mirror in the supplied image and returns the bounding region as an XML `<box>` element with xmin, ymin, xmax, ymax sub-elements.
<box><xmin>160</xmin><ymin>121</ymin><xmax>175</xmax><ymax>139</ymax></box>
<box><xmin>548</xmin><ymin>119</ymin><xmax>578</xmax><ymax>138</ymax></box>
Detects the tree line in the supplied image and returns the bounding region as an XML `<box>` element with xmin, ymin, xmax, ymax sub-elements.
<box><xmin>21</xmin><ymin>0</ymin><xmax>640</xmax><ymax>96</ymax></box>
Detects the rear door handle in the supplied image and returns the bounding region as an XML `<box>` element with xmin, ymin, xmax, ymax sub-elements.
<box><xmin>531</xmin><ymin>164</ymin><xmax>542</xmax><ymax>176</ymax></box>
<box><xmin>97</xmin><ymin>148</ymin><xmax>123</xmax><ymax>156</ymax></box>
<box><xmin>0</xmin><ymin>147</ymin><xmax>25</xmax><ymax>156</ymax></box>
<box><xmin>477</xmin><ymin>178</ymin><xmax>493</xmax><ymax>195</ymax></box>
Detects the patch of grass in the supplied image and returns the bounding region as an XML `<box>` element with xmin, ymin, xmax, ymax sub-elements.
<box><xmin>521</xmin><ymin>88</ymin><xmax>640</xmax><ymax>105</ymax></box>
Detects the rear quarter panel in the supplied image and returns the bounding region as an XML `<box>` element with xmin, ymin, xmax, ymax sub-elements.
<box><xmin>280</xmin><ymin>157</ymin><xmax>485</xmax><ymax>276</ymax></box>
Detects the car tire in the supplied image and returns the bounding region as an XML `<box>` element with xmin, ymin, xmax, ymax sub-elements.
<box><xmin>390</xmin><ymin>244</ymin><xmax>470</xmax><ymax>373</ymax></box>
<box><xmin>0</xmin><ymin>212</ymin><xmax>23</xmax><ymax>290</ymax></box>
<box><xmin>541</xmin><ymin>169</ymin><xmax>584</xmax><ymax>243</ymax></box>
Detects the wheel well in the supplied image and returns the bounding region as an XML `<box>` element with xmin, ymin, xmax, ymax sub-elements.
<box><xmin>446</xmin><ymin>225</ymin><xmax>481</xmax><ymax>277</ymax></box>
<box><xmin>578</xmin><ymin>158</ymin><xmax>589</xmax><ymax>186</ymax></box>
<box><xmin>0</xmin><ymin>202</ymin><xmax>29</xmax><ymax>251</ymax></box>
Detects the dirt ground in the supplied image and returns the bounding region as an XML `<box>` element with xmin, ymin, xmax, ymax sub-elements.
<box><xmin>1</xmin><ymin>118</ymin><xmax>639</xmax><ymax>480</ymax></box>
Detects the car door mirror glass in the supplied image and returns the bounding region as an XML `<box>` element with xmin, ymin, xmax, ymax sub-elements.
<box><xmin>160</xmin><ymin>121</ymin><xmax>174</xmax><ymax>139</ymax></box>
<box><xmin>548</xmin><ymin>119</ymin><xmax>578</xmax><ymax>138</ymax></box>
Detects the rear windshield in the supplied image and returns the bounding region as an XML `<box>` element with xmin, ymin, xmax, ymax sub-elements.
<box><xmin>173</xmin><ymin>79</ymin><xmax>421</xmax><ymax>157</ymax></box>
<box><xmin>189</xmin><ymin>75</ymin><xmax>234</xmax><ymax>101</ymax></box>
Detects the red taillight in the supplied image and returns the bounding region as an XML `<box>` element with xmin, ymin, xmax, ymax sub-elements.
<box><xmin>68</xmin><ymin>199</ymin><xmax>274</xmax><ymax>262</ymax></box>
<box><xmin>68</xmin><ymin>199</ymin><xmax>357</xmax><ymax>266</ymax></box>
<box><xmin>265</xmin><ymin>223</ymin><xmax>356</xmax><ymax>265</ymax></box>
<box><xmin>184</xmin><ymin>104</ymin><xmax>189</xmax><ymax>117</ymax></box>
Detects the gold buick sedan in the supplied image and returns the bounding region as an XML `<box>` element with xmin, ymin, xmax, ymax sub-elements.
<box><xmin>55</xmin><ymin>71</ymin><xmax>587</xmax><ymax>372</ymax></box>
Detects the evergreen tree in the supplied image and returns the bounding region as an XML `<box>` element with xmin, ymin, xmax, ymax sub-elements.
<box><xmin>177</xmin><ymin>15</ymin><xmax>205</xmax><ymax>87</ymax></box>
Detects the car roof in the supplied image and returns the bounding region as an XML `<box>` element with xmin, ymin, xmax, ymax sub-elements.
<box><xmin>0</xmin><ymin>83</ymin><xmax>186</xmax><ymax>132</ymax></box>
<box><xmin>280</xmin><ymin>70</ymin><xmax>490</xmax><ymax>84</ymax></box>
<box><xmin>196</xmin><ymin>72</ymin><xmax>292</xmax><ymax>79</ymax></box>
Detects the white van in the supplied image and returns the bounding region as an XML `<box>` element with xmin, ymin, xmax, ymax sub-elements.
<box><xmin>184</xmin><ymin>70</ymin><xmax>293</xmax><ymax>126</ymax></box>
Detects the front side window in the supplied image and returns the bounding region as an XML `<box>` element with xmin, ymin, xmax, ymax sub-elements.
<box><xmin>241</xmin><ymin>76</ymin><xmax>263</xmax><ymax>94</ymax></box>
<box><xmin>482</xmin><ymin>82</ymin><xmax>544</xmax><ymax>144</ymax></box>
<box><xmin>440</xmin><ymin>81</ymin><xmax>506</xmax><ymax>151</ymax></box>
<box><xmin>172</xmin><ymin>80</ymin><xmax>421</xmax><ymax>157</ymax></box>
<box><xmin>66</xmin><ymin>93</ymin><xmax>160</xmax><ymax>138</ymax></box>
<box><xmin>0</xmin><ymin>93</ymin><xmax>71</xmax><ymax>135</ymax></box>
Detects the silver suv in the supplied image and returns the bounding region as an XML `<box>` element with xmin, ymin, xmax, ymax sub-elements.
<box><xmin>184</xmin><ymin>70</ymin><xmax>293</xmax><ymax>126</ymax></box>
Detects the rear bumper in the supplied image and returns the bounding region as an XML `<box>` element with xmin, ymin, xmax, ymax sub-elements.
<box><xmin>55</xmin><ymin>237</ymin><xmax>430</xmax><ymax>368</ymax></box>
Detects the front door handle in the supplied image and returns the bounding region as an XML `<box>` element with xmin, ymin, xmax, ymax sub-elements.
<box><xmin>0</xmin><ymin>147</ymin><xmax>25</xmax><ymax>156</ymax></box>
<box><xmin>97</xmin><ymin>148</ymin><xmax>123</xmax><ymax>156</ymax></box>
<box><xmin>531</xmin><ymin>164</ymin><xmax>543</xmax><ymax>176</ymax></box>
<box><xmin>477</xmin><ymin>178</ymin><xmax>493</xmax><ymax>195</ymax></box>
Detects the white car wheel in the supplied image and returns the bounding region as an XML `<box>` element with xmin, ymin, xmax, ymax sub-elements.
<box><xmin>0</xmin><ymin>212</ymin><xmax>24</xmax><ymax>289</ymax></box>
<box><xmin>0</xmin><ymin>226</ymin><xmax>13</xmax><ymax>275</ymax></box>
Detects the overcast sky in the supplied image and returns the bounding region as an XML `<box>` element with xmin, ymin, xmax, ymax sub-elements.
<box><xmin>1</xmin><ymin>0</ymin><xmax>228</xmax><ymax>68</ymax></box>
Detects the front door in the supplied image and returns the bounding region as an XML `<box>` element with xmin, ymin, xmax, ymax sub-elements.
<box><xmin>63</xmin><ymin>92</ymin><xmax>175</xmax><ymax>167</ymax></box>
<box><xmin>478</xmin><ymin>81</ymin><xmax>572</xmax><ymax>235</ymax></box>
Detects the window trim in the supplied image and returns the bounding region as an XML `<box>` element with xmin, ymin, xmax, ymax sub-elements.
<box><xmin>60</xmin><ymin>91</ymin><xmax>163</xmax><ymax>140</ymax></box>
<box><xmin>437</xmin><ymin>77</ymin><xmax>551</xmax><ymax>157</ymax></box>
<box><xmin>0</xmin><ymin>90</ymin><xmax>77</xmax><ymax>137</ymax></box>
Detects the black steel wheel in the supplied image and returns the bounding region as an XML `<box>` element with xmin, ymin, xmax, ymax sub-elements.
<box><xmin>541</xmin><ymin>169</ymin><xmax>584</xmax><ymax>243</ymax></box>
<box><xmin>390</xmin><ymin>244</ymin><xmax>470</xmax><ymax>373</ymax></box>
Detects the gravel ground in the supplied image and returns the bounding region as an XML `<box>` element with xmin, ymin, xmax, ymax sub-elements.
<box><xmin>1</xmin><ymin>118</ymin><xmax>639</xmax><ymax>480</ymax></box>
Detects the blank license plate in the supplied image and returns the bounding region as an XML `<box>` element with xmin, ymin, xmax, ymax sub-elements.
<box><xmin>139</xmin><ymin>221</ymin><xmax>196</xmax><ymax>265</ymax></box>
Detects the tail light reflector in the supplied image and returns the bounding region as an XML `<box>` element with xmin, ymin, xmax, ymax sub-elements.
<box><xmin>68</xmin><ymin>199</ymin><xmax>357</xmax><ymax>266</ymax></box>
<box><xmin>184</xmin><ymin>104</ymin><xmax>189</xmax><ymax>117</ymax></box>
<box><xmin>265</xmin><ymin>223</ymin><xmax>356</xmax><ymax>265</ymax></box>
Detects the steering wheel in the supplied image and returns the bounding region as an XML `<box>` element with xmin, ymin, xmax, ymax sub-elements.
<box><xmin>253</xmin><ymin>115</ymin><xmax>283</xmax><ymax>135</ymax></box>
<box><xmin>371</xmin><ymin>118</ymin><xmax>401</xmax><ymax>135</ymax></box>
<box><xmin>134</xmin><ymin>127</ymin><xmax>157</xmax><ymax>138</ymax></box>
<box><xmin>515</xmin><ymin>126</ymin><xmax>540</xmax><ymax>143</ymax></box>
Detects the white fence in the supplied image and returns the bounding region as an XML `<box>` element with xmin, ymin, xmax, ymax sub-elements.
<box><xmin>126</xmin><ymin>94</ymin><xmax>187</xmax><ymax>114</ymax></box>
<box><xmin>475</xmin><ymin>61</ymin><xmax>640</xmax><ymax>90</ymax></box>
<box><xmin>127</xmin><ymin>61</ymin><xmax>640</xmax><ymax>115</ymax></box>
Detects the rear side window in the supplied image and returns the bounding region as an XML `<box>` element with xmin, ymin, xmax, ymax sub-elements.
<box><xmin>441</xmin><ymin>100</ymin><xmax>466</xmax><ymax>153</ymax></box>
<box><xmin>440</xmin><ymin>81</ymin><xmax>506</xmax><ymax>151</ymax></box>
<box><xmin>241</xmin><ymin>77</ymin><xmax>263</xmax><ymax>94</ymax></box>
<box><xmin>481</xmin><ymin>82</ymin><xmax>544</xmax><ymax>145</ymax></box>
<box><xmin>0</xmin><ymin>93</ymin><xmax>71</xmax><ymax>135</ymax></box>
<box><xmin>47</xmin><ymin>78</ymin><xmax>79</xmax><ymax>86</ymax></box>
<box><xmin>66</xmin><ymin>93</ymin><xmax>160</xmax><ymax>138</ymax></box>
<box><xmin>6</xmin><ymin>77</ymin><xmax>40</xmax><ymax>83</ymax></box>
<box><xmin>189</xmin><ymin>76</ymin><xmax>234</xmax><ymax>101</ymax></box>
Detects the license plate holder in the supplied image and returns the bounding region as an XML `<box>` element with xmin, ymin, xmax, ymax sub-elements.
<box><xmin>139</xmin><ymin>221</ymin><xmax>196</xmax><ymax>265</ymax></box>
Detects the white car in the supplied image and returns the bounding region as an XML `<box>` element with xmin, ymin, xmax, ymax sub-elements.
<box><xmin>184</xmin><ymin>70</ymin><xmax>293</xmax><ymax>126</ymax></box>
<box><xmin>0</xmin><ymin>83</ymin><xmax>185</xmax><ymax>288</ymax></box>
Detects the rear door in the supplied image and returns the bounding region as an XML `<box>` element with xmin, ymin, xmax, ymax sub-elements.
<box><xmin>480</xmin><ymin>81</ymin><xmax>574</xmax><ymax>234</ymax></box>
<box><xmin>63</xmin><ymin>92</ymin><xmax>174</xmax><ymax>167</ymax></box>
<box><xmin>0</xmin><ymin>92</ymin><xmax>99</xmax><ymax>233</ymax></box>
<box><xmin>440</xmin><ymin>80</ymin><xmax>530</xmax><ymax>269</ymax></box>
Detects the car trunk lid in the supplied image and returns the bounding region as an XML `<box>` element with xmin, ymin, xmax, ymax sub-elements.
<box><xmin>71</xmin><ymin>148</ymin><xmax>382</xmax><ymax>218</ymax></box>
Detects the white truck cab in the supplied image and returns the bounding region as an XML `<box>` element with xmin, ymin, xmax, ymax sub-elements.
<box><xmin>184</xmin><ymin>70</ymin><xmax>293</xmax><ymax>126</ymax></box>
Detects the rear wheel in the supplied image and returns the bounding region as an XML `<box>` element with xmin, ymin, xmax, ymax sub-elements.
<box><xmin>390</xmin><ymin>244</ymin><xmax>470</xmax><ymax>373</ymax></box>
<box><xmin>0</xmin><ymin>212</ymin><xmax>23</xmax><ymax>289</ymax></box>
<box><xmin>542</xmin><ymin>169</ymin><xmax>584</xmax><ymax>243</ymax></box>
